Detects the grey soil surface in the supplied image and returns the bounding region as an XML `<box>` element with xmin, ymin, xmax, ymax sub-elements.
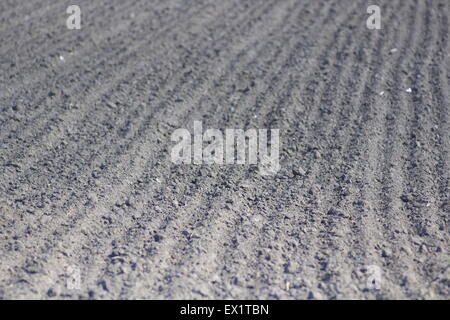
<box><xmin>0</xmin><ymin>0</ymin><xmax>449</xmax><ymax>299</ymax></box>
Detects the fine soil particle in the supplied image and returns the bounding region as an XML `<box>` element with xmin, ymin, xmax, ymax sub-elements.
<box><xmin>0</xmin><ymin>0</ymin><xmax>448</xmax><ymax>300</ymax></box>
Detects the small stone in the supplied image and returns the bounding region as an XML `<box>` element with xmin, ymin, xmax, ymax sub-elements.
<box><xmin>381</xmin><ymin>248</ymin><xmax>392</xmax><ymax>258</ymax></box>
<box><xmin>327</xmin><ymin>208</ymin><xmax>342</xmax><ymax>216</ymax></box>
<box><xmin>87</xmin><ymin>192</ymin><xmax>98</xmax><ymax>204</ymax></box>
<box><xmin>307</xmin><ymin>290</ymin><xmax>324</xmax><ymax>300</ymax></box>
<box><xmin>232</xmin><ymin>276</ymin><xmax>244</xmax><ymax>286</ymax></box>
<box><xmin>127</xmin><ymin>199</ymin><xmax>135</xmax><ymax>207</ymax></box>
<box><xmin>47</xmin><ymin>288</ymin><xmax>57</xmax><ymax>297</ymax></box>
<box><xmin>308</xmin><ymin>185</ymin><xmax>320</xmax><ymax>195</ymax></box>
<box><xmin>181</xmin><ymin>230</ymin><xmax>190</xmax><ymax>238</ymax></box>
<box><xmin>106</xmin><ymin>101</ymin><xmax>117</xmax><ymax>109</ymax></box>
<box><xmin>12</xmin><ymin>240</ymin><xmax>25</xmax><ymax>252</ymax></box>
<box><xmin>292</xmin><ymin>166</ymin><xmax>305</xmax><ymax>176</ymax></box>
<box><xmin>97</xmin><ymin>280</ymin><xmax>109</xmax><ymax>292</ymax></box>
<box><xmin>327</xmin><ymin>208</ymin><xmax>336</xmax><ymax>215</ymax></box>
<box><xmin>241</xmin><ymin>182</ymin><xmax>251</xmax><ymax>189</ymax></box>
<box><xmin>285</xmin><ymin>281</ymin><xmax>290</xmax><ymax>291</ymax></box>
<box><xmin>400</xmin><ymin>194</ymin><xmax>412</xmax><ymax>203</ymax></box>
<box><xmin>401</xmin><ymin>246</ymin><xmax>413</xmax><ymax>255</ymax></box>
<box><xmin>283</xmin><ymin>262</ymin><xmax>296</xmax><ymax>273</ymax></box>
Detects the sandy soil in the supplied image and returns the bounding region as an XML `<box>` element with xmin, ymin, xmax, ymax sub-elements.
<box><xmin>0</xmin><ymin>0</ymin><xmax>448</xmax><ymax>299</ymax></box>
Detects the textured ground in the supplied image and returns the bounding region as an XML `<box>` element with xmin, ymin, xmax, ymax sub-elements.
<box><xmin>0</xmin><ymin>0</ymin><xmax>449</xmax><ymax>299</ymax></box>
